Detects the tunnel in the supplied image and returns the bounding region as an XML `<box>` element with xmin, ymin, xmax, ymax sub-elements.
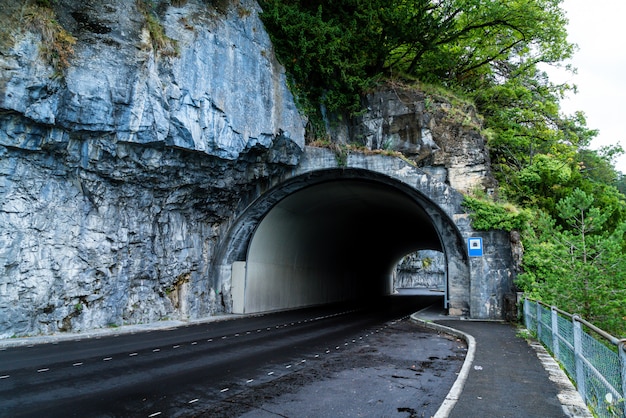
<box><xmin>213</xmin><ymin>149</ymin><xmax>516</xmax><ymax>319</ymax></box>
<box><xmin>221</xmin><ymin>164</ymin><xmax>466</xmax><ymax>315</ymax></box>
<box><xmin>238</xmin><ymin>179</ymin><xmax>444</xmax><ymax>312</ymax></box>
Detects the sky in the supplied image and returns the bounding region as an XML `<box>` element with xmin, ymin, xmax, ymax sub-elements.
<box><xmin>545</xmin><ymin>0</ymin><xmax>626</xmax><ymax>173</ymax></box>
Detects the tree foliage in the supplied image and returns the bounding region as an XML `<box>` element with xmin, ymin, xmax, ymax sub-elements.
<box><xmin>519</xmin><ymin>191</ymin><xmax>626</xmax><ymax>336</ymax></box>
<box><xmin>259</xmin><ymin>0</ymin><xmax>626</xmax><ymax>336</ymax></box>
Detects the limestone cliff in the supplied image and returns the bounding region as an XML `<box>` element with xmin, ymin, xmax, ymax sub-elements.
<box><xmin>343</xmin><ymin>84</ymin><xmax>497</xmax><ymax>194</ymax></box>
<box><xmin>0</xmin><ymin>0</ymin><xmax>498</xmax><ymax>337</ymax></box>
<box><xmin>0</xmin><ymin>0</ymin><xmax>304</xmax><ymax>337</ymax></box>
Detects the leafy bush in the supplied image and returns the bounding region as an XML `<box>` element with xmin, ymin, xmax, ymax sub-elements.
<box><xmin>462</xmin><ymin>196</ymin><xmax>530</xmax><ymax>232</ymax></box>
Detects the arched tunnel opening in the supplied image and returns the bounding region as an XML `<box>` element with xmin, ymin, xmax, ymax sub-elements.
<box><xmin>231</xmin><ymin>178</ymin><xmax>449</xmax><ymax>314</ymax></box>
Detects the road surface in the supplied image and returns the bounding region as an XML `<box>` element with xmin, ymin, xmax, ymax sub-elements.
<box><xmin>0</xmin><ymin>296</ymin><xmax>463</xmax><ymax>417</ymax></box>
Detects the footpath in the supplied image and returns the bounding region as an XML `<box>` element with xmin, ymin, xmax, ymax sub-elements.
<box><xmin>412</xmin><ymin>306</ymin><xmax>593</xmax><ymax>418</ymax></box>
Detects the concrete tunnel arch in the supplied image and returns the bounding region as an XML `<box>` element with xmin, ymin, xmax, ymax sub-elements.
<box><xmin>214</xmin><ymin>150</ymin><xmax>472</xmax><ymax>316</ymax></box>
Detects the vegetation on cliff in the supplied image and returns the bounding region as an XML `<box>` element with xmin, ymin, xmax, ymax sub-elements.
<box><xmin>259</xmin><ymin>0</ymin><xmax>626</xmax><ymax>337</ymax></box>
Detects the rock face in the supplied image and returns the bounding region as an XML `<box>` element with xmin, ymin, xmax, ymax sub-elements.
<box><xmin>352</xmin><ymin>86</ymin><xmax>497</xmax><ymax>194</ymax></box>
<box><xmin>394</xmin><ymin>250</ymin><xmax>446</xmax><ymax>292</ymax></box>
<box><xmin>0</xmin><ymin>0</ymin><xmax>304</xmax><ymax>337</ymax></box>
<box><xmin>0</xmin><ymin>0</ymin><xmax>507</xmax><ymax>337</ymax></box>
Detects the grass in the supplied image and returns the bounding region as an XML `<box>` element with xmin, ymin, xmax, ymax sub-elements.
<box><xmin>136</xmin><ymin>0</ymin><xmax>179</xmax><ymax>57</ymax></box>
<box><xmin>0</xmin><ymin>1</ymin><xmax>76</xmax><ymax>73</ymax></box>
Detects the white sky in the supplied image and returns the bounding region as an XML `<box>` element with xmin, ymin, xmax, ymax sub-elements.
<box><xmin>546</xmin><ymin>0</ymin><xmax>626</xmax><ymax>173</ymax></box>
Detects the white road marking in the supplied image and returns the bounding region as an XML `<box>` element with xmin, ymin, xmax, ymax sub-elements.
<box><xmin>173</xmin><ymin>345</ymin><xmax>180</xmax><ymax>349</ymax></box>
<box><xmin>103</xmin><ymin>357</ymin><xmax>112</xmax><ymax>361</ymax></box>
<box><xmin>246</xmin><ymin>379</ymin><xmax>254</xmax><ymax>383</ymax></box>
<box><xmin>285</xmin><ymin>365</ymin><xmax>292</xmax><ymax>369</ymax></box>
<box><xmin>0</xmin><ymin>375</ymin><xmax>9</xmax><ymax>379</ymax></box>
<box><xmin>153</xmin><ymin>348</ymin><xmax>160</xmax><ymax>352</ymax></box>
<box><xmin>191</xmin><ymin>342</ymin><xmax>198</xmax><ymax>345</ymax></box>
<box><xmin>267</xmin><ymin>371</ymin><xmax>274</xmax><ymax>376</ymax></box>
<box><xmin>148</xmin><ymin>412</ymin><xmax>162</xmax><ymax>417</ymax></box>
<box><xmin>188</xmin><ymin>399</ymin><xmax>199</xmax><ymax>404</ymax></box>
<box><xmin>73</xmin><ymin>362</ymin><xmax>83</xmax><ymax>366</ymax></box>
<box><xmin>37</xmin><ymin>368</ymin><xmax>49</xmax><ymax>373</ymax></box>
<box><xmin>129</xmin><ymin>353</ymin><xmax>138</xmax><ymax>357</ymax></box>
<box><xmin>220</xmin><ymin>388</ymin><xmax>229</xmax><ymax>393</ymax></box>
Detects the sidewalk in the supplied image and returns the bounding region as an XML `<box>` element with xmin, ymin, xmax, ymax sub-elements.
<box><xmin>412</xmin><ymin>306</ymin><xmax>592</xmax><ymax>418</ymax></box>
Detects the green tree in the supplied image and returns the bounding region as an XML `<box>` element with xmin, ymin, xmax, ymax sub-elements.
<box><xmin>518</xmin><ymin>190</ymin><xmax>626</xmax><ymax>336</ymax></box>
<box><xmin>259</xmin><ymin>0</ymin><xmax>575</xmax><ymax>137</ymax></box>
<box><xmin>260</xmin><ymin>0</ymin><xmax>626</xmax><ymax>335</ymax></box>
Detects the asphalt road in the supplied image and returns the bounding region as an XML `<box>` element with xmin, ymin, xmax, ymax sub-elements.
<box><xmin>0</xmin><ymin>296</ymin><xmax>457</xmax><ymax>417</ymax></box>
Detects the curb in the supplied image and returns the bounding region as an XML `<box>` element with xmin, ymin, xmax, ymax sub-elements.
<box><xmin>526</xmin><ymin>338</ymin><xmax>593</xmax><ymax>417</ymax></box>
<box><xmin>0</xmin><ymin>314</ymin><xmax>242</xmax><ymax>349</ymax></box>
<box><xmin>410</xmin><ymin>311</ymin><xmax>476</xmax><ymax>418</ymax></box>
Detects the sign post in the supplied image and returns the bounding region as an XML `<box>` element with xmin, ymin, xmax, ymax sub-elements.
<box><xmin>467</xmin><ymin>237</ymin><xmax>483</xmax><ymax>257</ymax></box>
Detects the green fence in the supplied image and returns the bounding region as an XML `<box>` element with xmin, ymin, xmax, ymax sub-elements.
<box><xmin>523</xmin><ymin>298</ymin><xmax>626</xmax><ymax>417</ymax></box>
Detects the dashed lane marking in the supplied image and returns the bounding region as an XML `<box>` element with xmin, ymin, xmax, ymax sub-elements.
<box><xmin>129</xmin><ymin>353</ymin><xmax>138</xmax><ymax>357</ymax></box>
<box><xmin>153</xmin><ymin>348</ymin><xmax>160</xmax><ymax>352</ymax></box>
<box><xmin>220</xmin><ymin>388</ymin><xmax>229</xmax><ymax>393</ymax></box>
<box><xmin>148</xmin><ymin>412</ymin><xmax>162</xmax><ymax>417</ymax></box>
<box><xmin>73</xmin><ymin>362</ymin><xmax>83</xmax><ymax>366</ymax></box>
<box><xmin>103</xmin><ymin>357</ymin><xmax>112</xmax><ymax>361</ymax></box>
<box><xmin>37</xmin><ymin>368</ymin><xmax>49</xmax><ymax>373</ymax></box>
<box><xmin>188</xmin><ymin>399</ymin><xmax>199</xmax><ymax>404</ymax></box>
<box><xmin>0</xmin><ymin>375</ymin><xmax>9</xmax><ymax>379</ymax></box>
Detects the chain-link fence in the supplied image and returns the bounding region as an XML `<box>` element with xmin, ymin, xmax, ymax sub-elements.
<box><xmin>523</xmin><ymin>298</ymin><xmax>626</xmax><ymax>417</ymax></box>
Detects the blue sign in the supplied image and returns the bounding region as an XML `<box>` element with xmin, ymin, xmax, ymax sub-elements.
<box><xmin>468</xmin><ymin>237</ymin><xmax>483</xmax><ymax>257</ymax></box>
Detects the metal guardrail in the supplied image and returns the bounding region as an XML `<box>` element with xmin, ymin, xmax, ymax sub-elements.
<box><xmin>523</xmin><ymin>298</ymin><xmax>626</xmax><ymax>417</ymax></box>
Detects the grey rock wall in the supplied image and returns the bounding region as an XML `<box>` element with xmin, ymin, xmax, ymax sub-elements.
<box><xmin>394</xmin><ymin>250</ymin><xmax>446</xmax><ymax>290</ymax></box>
<box><xmin>0</xmin><ymin>0</ymin><xmax>304</xmax><ymax>338</ymax></box>
<box><xmin>352</xmin><ymin>87</ymin><xmax>497</xmax><ymax>195</ymax></box>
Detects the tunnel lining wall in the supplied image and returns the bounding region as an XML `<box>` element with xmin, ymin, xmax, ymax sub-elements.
<box><xmin>241</xmin><ymin>179</ymin><xmax>446</xmax><ymax>313</ymax></box>
<box><xmin>213</xmin><ymin>148</ymin><xmax>475</xmax><ymax>316</ymax></box>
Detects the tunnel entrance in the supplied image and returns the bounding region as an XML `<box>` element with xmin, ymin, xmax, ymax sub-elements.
<box><xmin>231</xmin><ymin>177</ymin><xmax>449</xmax><ymax>314</ymax></box>
<box><xmin>215</xmin><ymin>149</ymin><xmax>516</xmax><ymax>319</ymax></box>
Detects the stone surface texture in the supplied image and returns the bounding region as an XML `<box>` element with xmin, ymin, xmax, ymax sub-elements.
<box><xmin>0</xmin><ymin>0</ymin><xmax>512</xmax><ymax>337</ymax></box>
<box><xmin>395</xmin><ymin>250</ymin><xmax>446</xmax><ymax>291</ymax></box>
<box><xmin>352</xmin><ymin>86</ymin><xmax>498</xmax><ymax>194</ymax></box>
<box><xmin>0</xmin><ymin>0</ymin><xmax>304</xmax><ymax>337</ymax></box>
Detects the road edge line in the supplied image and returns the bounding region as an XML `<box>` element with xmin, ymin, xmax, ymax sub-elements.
<box><xmin>410</xmin><ymin>312</ymin><xmax>475</xmax><ymax>418</ymax></box>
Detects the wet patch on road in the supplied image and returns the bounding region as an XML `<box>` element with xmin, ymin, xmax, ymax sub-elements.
<box><xmin>193</xmin><ymin>319</ymin><xmax>466</xmax><ymax>418</ymax></box>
